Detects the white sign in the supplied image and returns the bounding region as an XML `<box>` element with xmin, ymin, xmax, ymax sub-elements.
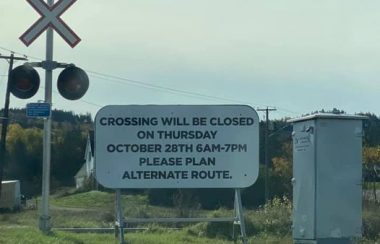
<box><xmin>20</xmin><ymin>0</ymin><xmax>81</xmax><ymax>47</ymax></box>
<box><xmin>95</xmin><ymin>105</ymin><xmax>259</xmax><ymax>189</ymax></box>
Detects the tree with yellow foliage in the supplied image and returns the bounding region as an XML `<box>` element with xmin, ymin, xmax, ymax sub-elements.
<box><xmin>363</xmin><ymin>146</ymin><xmax>380</xmax><ymax>201</ymax></box>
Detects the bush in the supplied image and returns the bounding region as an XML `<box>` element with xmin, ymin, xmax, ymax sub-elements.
<box><xmin>248</xmin><ymin>196</ymin><xmax>292</xmax><ymax>236</ymax></box>
<box><xmin>186</xmin><ymin>208</ymin><xmax>255</xmax><ymax>240</ymax></box>
<box><xmin>203</xmin><ymin>209</ymin><xmax>235</xmax><ymax>239</ymax></box>
<box><xmin>146</xmin><ymin>189</ymin><xmax>177</xmax><ymax>206</ymax></box>
<box><xmin>187</xmin><ymin>197</ymin><xmax>292</xmax><ymax>239</ymax></box>
<box><xmin>75</xmin><ymin>175</ymin><xmax>96</xmax><ymax>193</ymax></box>
<box><xmin>172</xmin><ymin>189</ymin><xmax>200</xmax><ymax>217</ymax></box>
<box><xmin>363</xmin><ymin>203</ymin><xmax>380</xmax><ymax>240</ymax></box>
<box><xmin>241</xmin><ymin>166</ymin><xmax>266</xmax><ymax>207</ymax></box>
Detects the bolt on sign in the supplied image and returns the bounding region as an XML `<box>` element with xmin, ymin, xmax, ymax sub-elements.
<box><xmin>95</xmin><ymin>105</ymin><xmax>259</xmax><ymax>189</ymax></box>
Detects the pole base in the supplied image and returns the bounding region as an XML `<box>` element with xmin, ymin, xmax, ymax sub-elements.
<box><xmin>39</xmin><ymin>215</ymin><xmax>51</xmax><ymax>233</ymax></box>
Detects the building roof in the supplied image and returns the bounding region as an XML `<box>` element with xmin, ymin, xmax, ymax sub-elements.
<box><xmin>76</xmin><ymin>130</ymin><xmax>94</xmax><ymax>179</ymax></box>
<box><xmin>74</xmin><ymin>163</ymin><xmax>87</xmax><ymax>178</ymax></box>
<box><xmin>288</xmin><ymin>113</ymin><xmax>368</xmax><ymax>123</ymax></box>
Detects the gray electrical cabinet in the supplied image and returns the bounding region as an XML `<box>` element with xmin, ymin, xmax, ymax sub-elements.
<box><xmin>289</xmin><ymin>114</ymin><xmax>365</xmax><ymax>244</ymax></box>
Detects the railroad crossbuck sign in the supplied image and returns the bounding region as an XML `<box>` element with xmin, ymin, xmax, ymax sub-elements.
<box><xmin>95</xmin><ymin>105</ymin><xmax>260</xmax><ymax>189</ymax></box>
<box><xmin>20</xmin><ymin>0</ymin><xmax>81</xmax><ymax>47</ymax></box>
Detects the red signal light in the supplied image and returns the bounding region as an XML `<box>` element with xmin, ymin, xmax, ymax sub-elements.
<box><xmin>9</xmin><ymin>64</ymin><xmax>40</xmax><ymax>99</ymax></box>
<box><xmin>57</xmin><ymin>66</ymin><xmax>89</xmax><ymax>100</ymax></box>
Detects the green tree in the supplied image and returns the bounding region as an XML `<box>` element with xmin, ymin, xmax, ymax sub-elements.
<box><xmin>5</xmin><ymin>124</ymin><xmax>43</xmax><ymax>195</ymax></box>
<box><xmin>2</xmin><ymin>109</ymin><xmax>92</xmax><ymax>196</ymax></box>
<box><xmin>363</xmin><ymin>146</ymin><xmax>380</xmax><ymax>201</ymax></box>
<box><xmin>52</xmin><ymin>125</ymin><xmax>86</xmax><ymax>186</ymax></box>
<box><xmin>270</xmin><ymin>142</ymin><xmax>293</xmax><ymax>198</ymax></box>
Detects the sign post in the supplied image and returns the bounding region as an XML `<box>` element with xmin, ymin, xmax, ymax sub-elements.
<box><xmin>20</xmin><ymin>0</ymin><xmax>81</xmax><ymax>232</ymax></box>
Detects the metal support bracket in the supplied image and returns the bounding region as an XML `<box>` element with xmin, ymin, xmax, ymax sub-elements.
<box><xmin>115</xmin><ymin>188</ymin><xmax>248</xmax><ymax>244</ymax></box>
<box><xmin>27</xmin><ymin>61</ymin><xmax>72</xmax><ymax>71</ymax></box>
<box><xmin>115</xmin><ymin>189</ymin><xmax>126</xmax><ymax>244</ymax></box>
<box><xmin>232</xmin><ymin>188</ymin><xmax>248</xmax><ymax>244</ymax></box>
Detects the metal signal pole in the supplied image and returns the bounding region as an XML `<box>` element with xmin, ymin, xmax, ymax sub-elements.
<box><xmin>39</xmin><ymin>0</ymin><xmax>54</xmax><ymax>232</ymax></box>
<box><xmin>257</xmin><ymin>107</ymin><xmax>276</xmax><ymax>203</ymax></box>
<box><xmin>0</xmin><ymin>54</ymin><xmax>28</xmax><ymax>199</ymax></box>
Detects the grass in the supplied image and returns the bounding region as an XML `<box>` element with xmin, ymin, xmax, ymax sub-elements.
<box><xmin>50</xmin><ymin>191</ymin><xmax>181</xmax><ymax>219</ymax></box>
<box><xmin>0</xmin><ymin>227</ymin><xmax>115</xmax><ymax>244</ymax></box>
<box><xmin>0</xmin><ymin>226</ymin><xmax>294</xmax><ymax>244</ymax></box>
<box><xmin>50</xmin><ymin>191</ymin><xmax>116</xmax><ymax>209</ymax></box>
<box><xmin>363</xmin><ymin>182</ymin><xmax>380</xmax><ymax>190</ymax></box>
<box><xmin>0</xmin><ymin>189</ymin><xmax>379</xmax><ymax>243</ymax></box>
<box><xmin>0</xmin><ymin>208</ymin><xmax>38</xmax><ymax>227</ymax></box>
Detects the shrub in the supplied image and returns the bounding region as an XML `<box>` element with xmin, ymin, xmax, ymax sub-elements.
<box><xmin>100</xmin><ymin>211</ymin><xmax>114</xmax><ymax>223</ymax></box>
<box><xmin>75</xmin><ymin>175</ymin><xmax>96</xmax><ymax>193</ymax></box>
<box><xmin>248</xmin><ymin>196</ymin><xmax>292</xmax><ymax>236</ymax></box>
<box><xmin>186</xmin><ymin>208</ymin><xmax>255</xmax><ymax>240</ymax></box>
<box><xmin>172</xmin><ymin>189</ymin><xmax>200</xmax><ymax>218</ymax></box>
<box><xmin>363</xmin><ymin>204</ymin><xmax>380</xmax><ymax>240</ymax></box>
<box><xmin>146</xmin><ymin>189</ymin><xmax>176</xmax><ymax>206</ymax></box>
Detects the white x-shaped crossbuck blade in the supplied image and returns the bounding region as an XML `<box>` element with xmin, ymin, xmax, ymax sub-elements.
<box><xmin>20</xmin><ymin>0</ymin><xmax>81</xmax><ymax>48</ymax></box>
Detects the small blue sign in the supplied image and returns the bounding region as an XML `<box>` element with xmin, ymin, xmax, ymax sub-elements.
<box><xmin>26</xmin><ymin>103</ymin><xmax>51</xmax><ymax>118</ymax></box>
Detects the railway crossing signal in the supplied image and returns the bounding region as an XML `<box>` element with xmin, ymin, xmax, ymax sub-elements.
<box><xmin>20</xmin><ymin>0</ymin><xmax>81</xmax><ymax>47</ymax></box>
<box><xmin>17</xmin><ymin>0</ymin><xmax>86</xmax><ymax>232</ymax></box>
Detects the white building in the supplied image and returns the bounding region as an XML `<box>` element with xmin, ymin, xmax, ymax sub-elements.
<box><xmin>74</xmin><ymin>131</ymin><xmax>94</xmax><ymax>189</ymax></box>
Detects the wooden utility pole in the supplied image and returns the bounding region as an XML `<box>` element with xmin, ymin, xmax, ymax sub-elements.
<box><xmin>257</xmin><ymin>107</ymin><xmax>276</xmax><ymax>203</ymax></box>
<box><xmin>0</xmin><ymin>54</ymin><xmax>28</xmax><ymax>198</ymax></box>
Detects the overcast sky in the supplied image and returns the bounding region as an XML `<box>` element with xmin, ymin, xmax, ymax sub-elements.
<box><xmin>0</xmin><ymin>0</ymin><xmax>379</xmax><ymax>120</ymax></box>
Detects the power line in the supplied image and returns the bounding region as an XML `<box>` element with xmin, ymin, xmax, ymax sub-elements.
<box><xmin>38</xmin><ymin>85</ymin><xmax>103</xmax><ymax>108</ymax></box>
<box><xmin>86</xmin><ymin>72</ymin><xmax>227</xmax><ymax>103</ymax></box>
<box><xmin>0</xmin><ymin>71</ymin><xmax>7</xmax><ymax>90</ymax></box>
<box><xmin>86</xmin><ymin>70</ymin><xmax>273</xmax><ymax>107</ymax></box>
<box><xmin>275</xmin><ymin>107</ymin><xmax>299</xmax><ymax>115</ymax></box>
<box><xmin>0</xmin><ymin>46</ymin><xmax>41</xmax><ymax>61</ymax></box>
<box><xmin>0</xmin><ymin>46</ymin><xmax>302</xmax><ymax>116</ymax></box>
<box><xmin>0</xmin><ymin>46</ymin><xmax>278</xmax><ymax>107</ymax></box>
